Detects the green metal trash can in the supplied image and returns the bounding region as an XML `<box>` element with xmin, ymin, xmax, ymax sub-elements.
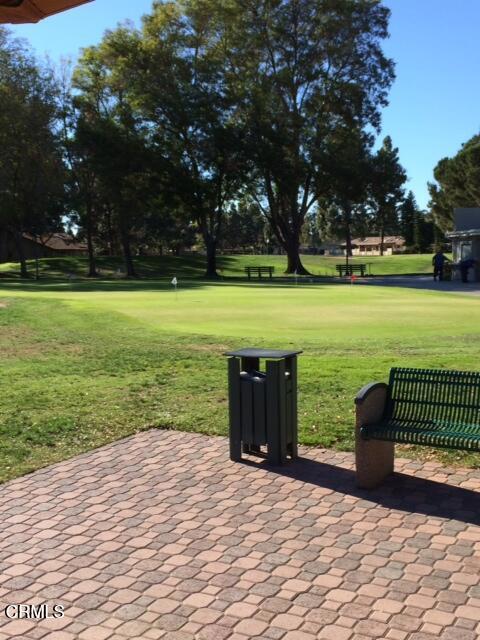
<box><xmin>224</xmin><ymin>348</ymin><xmax>302</xmax><ymax>464</ymax></box>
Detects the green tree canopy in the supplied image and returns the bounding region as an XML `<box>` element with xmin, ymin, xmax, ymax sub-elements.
<box><xmin>317</xmin><ymin>127</ymin><xmax>374</xmax><ymax>256</ymax></box>
<box><xmin>73</xmin><ymin>29</ymin><xmax>160</xmax><ymax>277</ymax></box>
<box><xmin>226</xmin><ymin>0</ymin><xmax>395</xmax><ymax>273</ymax></box>
<box><xmin>399</xmin><ymin>190</ymin><xmax>417</xmax><ymax>247</ymax></box>
<box><xmin>0</xmin><ymin>28</ymin><xmax>65</xmax><ymax>277</ymax></box>
<box><xmin>127</xmin><ymin>1</ymin><xmax>249</xmax><ymax>277</ymax></box>
<box><xmin>369</xmin><ymin>135</ymin><xmax>406</xmax><ymax>254</ymax></box>
<box><xmin>429</xmin><ymin>134</ymin><xmax>480</xmax><ymax>231</ymax></box>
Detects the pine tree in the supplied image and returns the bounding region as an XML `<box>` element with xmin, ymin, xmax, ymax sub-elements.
<box><xmin>400</xmin><ymin>191</ymin><xmax>417</xmax><ymax>247</ymax></box>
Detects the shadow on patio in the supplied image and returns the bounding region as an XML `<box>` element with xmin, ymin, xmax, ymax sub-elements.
<box><xmin>242</xmin><ymin>455</ymin><xmax>480</xmax><ymax>527</ymax></box>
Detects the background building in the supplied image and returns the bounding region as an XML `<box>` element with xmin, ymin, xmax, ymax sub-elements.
<box><xmin>0</xmin><ymin>232</ymin><xmax>88</xmax><ymax>263</ymax></box>
<box><xmin>349</xmin><ymin>236</ymin><xmax>406</xmax><ymax>256</ymax></box>
<box><xmin>446</xmin><ymin>208</ymin><xmax>480</xmax><ymax>282</ymax></box>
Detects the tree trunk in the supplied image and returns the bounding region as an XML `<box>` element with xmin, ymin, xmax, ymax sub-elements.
<box><xmin>120</xmin><ymin>230</ymin><xmax>136</xmax><ymax>278</ymax></box>
<box><xmin>379</xmin><ymin>212</ymin><xmax>385</xmax><ymax>256</ymax></box>
<box><xmin>205</xmin><ymin>237</ymin><xmax>218</xmax><ymax>278</ymax></box>
<box><xmin>285</xmin><ymin>239</ymin><xmax>310</xmax><ymax>275</ymax></box>
<box><xmin>106</xmin><ymin>207</ymin><xmax>115</xmax><ymax>256</ymax></box>
<box><xmin>86</xmin><ymin>204</ymin><xmax>98</xmax><ymax>278</ymax></box>
<box><xmin>13</xmin><ymin>230</ymin><xmax>28</xmax><ymax>278</ymax></box>
<box><xmin>343</xmin><ymin>204</ymin><xmax>353</xmax><ymax>262</ymax></box>
<box><xmin>86</xmin><ymin>231</ymin><xmax>97</xmax><ymax>277</ymax></box>
<box><xmin>345</xmin><ymin>221</ymin><xmax>353</xmax><ymax>257</ymax></box>
<box><xmin>267</xmin><ymin>206</ymin><xmax>311</xmax><ymax>275</ymax></box>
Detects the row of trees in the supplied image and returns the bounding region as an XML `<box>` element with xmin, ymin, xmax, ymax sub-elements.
<box><xmin>0</xmin><ymin>30</ymin><xmax>64</xmax><ymax>278</ymax></box>
<box><xmin>0</xmin><ymin>1</ymin><xmax>437</xmax><ymax>278</ymax></box>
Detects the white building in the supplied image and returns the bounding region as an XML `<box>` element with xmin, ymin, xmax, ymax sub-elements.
<box><xmin>446</xmin><ymin>208</ymin><xmax>480</xmax><ymax>282</ymax></box>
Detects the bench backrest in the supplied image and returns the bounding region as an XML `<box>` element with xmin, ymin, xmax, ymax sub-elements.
<box><xmin>336</xmin><ymin>264</ymin><xmax>364</xmax><ymax>271</ymax></box>
<box><xmin>245</xmin><ymin>266</ymin><xmax>274</xmax><ymax>272</ymax></box>
<box><xmin>385</xmin><ymin>367</ymin><xmax>480</xmax><ymax>427</ymax></box>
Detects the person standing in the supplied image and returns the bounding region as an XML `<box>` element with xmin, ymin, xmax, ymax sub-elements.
<box><xmin>432</xmin><ymin>249</ymin><xmax>450</xmax><ymax>281</ymax></box>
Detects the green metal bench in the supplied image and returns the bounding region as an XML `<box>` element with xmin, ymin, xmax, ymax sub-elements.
<box><xmin>355</xmin><ymin>367</ymin><xmax>480</xmax><ymax>488</ymax></box>
<box><xmin>245</xmin><ymin>266</ymin><xmax>275</xmax><ymax>280</ymax></box>
<box><xmin>336</xmin><ymin>263</ymin><xmax>367</xmax><ymax>277</ymax></box>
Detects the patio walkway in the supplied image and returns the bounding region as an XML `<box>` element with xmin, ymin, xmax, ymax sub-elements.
<box><xmin>0</xmin><ymin>430</ymin><xmax>479</xmax><ymax>640</ymax></box>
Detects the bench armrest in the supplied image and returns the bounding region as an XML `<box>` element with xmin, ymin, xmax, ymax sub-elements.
<box><xmin>355</xmin><ymin>382</ymin><xmax>388</xmax><ymax>429</ymax></box>
<box><xmin>355</xmin><ymin>382</ymin><xmax>388</xmax><ymax>405</ymax></box>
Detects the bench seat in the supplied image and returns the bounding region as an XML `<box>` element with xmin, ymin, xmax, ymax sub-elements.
<box><xmin>361</xmin><ymin>419</ymin><xmax>480</xmax><ymax>450</ymax></box>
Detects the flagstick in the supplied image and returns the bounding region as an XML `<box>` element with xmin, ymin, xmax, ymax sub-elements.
<box><xmin>171</xmin><ymin>276</ymin><xmax>178</xmax><ymax>301</ymax></box>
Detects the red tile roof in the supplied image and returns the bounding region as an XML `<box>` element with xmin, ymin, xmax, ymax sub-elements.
<box><xmin>23</xmin><ymin>233</ymin><xmax>88</xmax><ymax>252</ymax></box>
<box><xmin>351</xmin><ymin>236</ymin><xmax>405</xmax><ymax>246</ymax></box>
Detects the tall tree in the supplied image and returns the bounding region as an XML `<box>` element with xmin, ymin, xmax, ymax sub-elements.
<box><xmin>399</xmin><ymin>190</ymin><xmax>417</xmax><ymax>248</ymax></box>
<box><xmin>126</xmin><ymin>1</ymin><xmax>248</xmax><ymax>278</ymax></box>
<box><xmin>369</xmin><ymin>136</ymin><xmax>406</xmax><ymax>255</ymax></box>
<box><xmin>73</xmin><ymin>32</ymin><xmax>156</xmax><ymax>278</ymax></box>
<box><xmin>227</xmin><ymin>0</ymin><xmax>394</xmax><ymax>273</ymax></box>
<box><xmin>221</xmin><ymin>200</ymin><xmax>266</xmax><ymax>253</ymax></box>
<box><xmin>318</xmin><ymin>127</ymin><xmax>374</xmax><ymax>256</ymax></box>
<box><xmin>413</xmin><ymin>211</ymin><xmax>437</xmax><ymax>253</ymax></box>
<box><xmin>0</xmin><ymin>28</ymin><xmax>64</xmax><ymax>277</ymax></box>
<box><xmin>59</xmin><ymin>65</ymin><xmax>101</xmax><ymax>277</ymax></box>
<box><xmin>428</xmin><ymin>134</ymin><xmax>480</xmax><ymax>231</ymax></box>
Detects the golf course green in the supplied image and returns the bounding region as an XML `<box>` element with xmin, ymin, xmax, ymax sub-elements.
<box><xmin>0</xmin><ymin>258</ymin><xmax>479</xmax><ymax>482</ymax></box>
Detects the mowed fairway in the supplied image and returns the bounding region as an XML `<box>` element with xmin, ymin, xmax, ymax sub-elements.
<box><xmin>1</xmin><ymin>278</ymin><xmax>479</xmax><ymax>482</ymax></box>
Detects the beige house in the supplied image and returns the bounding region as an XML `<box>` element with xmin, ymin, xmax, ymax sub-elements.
<box><xmin>0</xmin><ymin>232</ymin><xmax>88</xmax><ymax>263</ymax></box>
<box><xmin>350</xmin><ymin>236</ymin><xmax>406</xmax><ymax>256</ymax></box>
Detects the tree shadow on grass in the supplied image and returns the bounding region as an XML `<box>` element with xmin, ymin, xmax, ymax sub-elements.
<box><xmin>0</xmin><ymin>254</ymin><xmax>238</xmax><ymax>277</ymax></box>
<box><xmin>0</xmin><ymin>278</ymin><xmax>210</xmax><ymax>293</ymax></box>
<box><xmin>0</xmin><ymin>275</ymin><xmax>339</xmax><ymax>294</ymax></box>
<box><xmin>242</xmin><ymin>455</ymin><xmax>480</xmax><ymax>527</ymax></box>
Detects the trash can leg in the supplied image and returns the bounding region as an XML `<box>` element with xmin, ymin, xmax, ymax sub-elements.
<box><xmin>266</xmin><ymin>359</ymin><xmax>287</xmax><ymax>465</ymax></box>
<box><xmin>287</xmin><ymin>356</ymin><xmax>298</xmax><ymax>459</ymax></box>
<box><xmin>228</xmin><ymin>357</ymin><xmax>242</xmax><ymax>461</ymax></box>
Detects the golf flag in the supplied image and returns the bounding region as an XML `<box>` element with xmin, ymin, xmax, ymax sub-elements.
<box><xmin>171</xmin><ymin>277</ymin><xmax>178</xmax><ymax>286</ymax></box>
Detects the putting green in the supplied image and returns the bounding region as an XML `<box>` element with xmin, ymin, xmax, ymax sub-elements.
<box><xmin>3</xmin><ymin>279</ymin><xmax>479</xmax><ymax>345</ymax></box>
<box><xmin>0</xmin><ymin>278</ymin><xmax>479</xmax><ymax>482</ymax></box>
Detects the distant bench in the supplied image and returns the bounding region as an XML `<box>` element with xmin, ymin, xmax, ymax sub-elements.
<box><xmin>245</xmin><ymin>266</ymin><xmax>275</xmax><ymax>280</ymax></box>
<box><xmin>336</xmin><ymin>264</ymin><xmax>367</xmax><ymax>277</ymax></box>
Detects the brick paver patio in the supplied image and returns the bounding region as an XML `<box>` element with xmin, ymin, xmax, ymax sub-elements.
<box><xmin>0</xmin><ymin>430</ymin><xmax>479</xmax><ymax>640</ymax></box>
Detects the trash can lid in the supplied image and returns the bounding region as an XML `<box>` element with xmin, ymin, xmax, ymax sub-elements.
<box><xmin>224</xmin><ymin>348</ymin><xmax>302</xmax><ymax>359</ymax></box>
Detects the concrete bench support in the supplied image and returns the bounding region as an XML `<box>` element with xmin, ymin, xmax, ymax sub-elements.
<box><xmin>355</xmin><ymin>382</ymin><xmax>394</xmax><ymax>489</ymax></box>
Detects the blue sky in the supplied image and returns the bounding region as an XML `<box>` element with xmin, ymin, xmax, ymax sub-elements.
<box><xmin>9</xmin><ymin>0</ymin><xmax>480</xmax><ymax>210</ymax></box>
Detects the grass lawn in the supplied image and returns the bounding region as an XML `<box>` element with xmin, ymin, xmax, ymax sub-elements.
<box><xmin>1</xmin><ymin>265</ymin><xmax>479</xmax><ymax>483</ymax></box>
<box><xmin>0</xmin><ymin>252</ymin><xmax>441</xmax><ymax>280</ymax></box>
